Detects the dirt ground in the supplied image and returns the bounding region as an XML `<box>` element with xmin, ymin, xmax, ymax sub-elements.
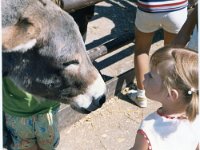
<box><xmin>58</xmin><ymin>94</ymin><xmax>161</xmax><ymax>150</ymax></box>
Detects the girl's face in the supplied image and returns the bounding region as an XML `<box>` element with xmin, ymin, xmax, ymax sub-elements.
<box><xmin>143</xmin><ymin>66</ymin><xmax>168</xmax><ymax>102</ymax></box>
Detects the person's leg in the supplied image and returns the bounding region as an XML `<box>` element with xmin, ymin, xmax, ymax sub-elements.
<box><xmin>4</xmin><ymin>113</ymin><xmax>38</xmax><ymax>150</ymax></box>
<box><xmin>134</xmin><ymin>27</ymin><xmax>154</xmax><ymax>90</ymax></box>
<box><xmin>129</xmin><ymin>28</ymin><xmax>154</xmax><ymax>107</ymax></box>
<box><xmin>36</xmin><ymin>109</ymin><xmax>60</xmax><ymax>150</ymax></box>
<box><xmin>128</xmin><ymin>9</ymin><xmax>159</xmax><ymax>108</ymax></box>
<box><xmin>164</xmin><ymin>30</ymin><xmax>177</xmax><ymax>46</ymax></box>
<box><xmin>163</xmin><ymin>7</ymin><xmax>188</xmax><ymax>45</ymax></box>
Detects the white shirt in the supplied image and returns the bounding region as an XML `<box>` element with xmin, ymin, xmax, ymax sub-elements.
<box><xmin>139</xmin><ymin>111</ymin><xmax>199</xmax><ymax>150</ymax></box>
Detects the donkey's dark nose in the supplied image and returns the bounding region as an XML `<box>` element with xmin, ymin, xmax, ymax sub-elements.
<box><xmin>97</xmin><ymin>95</ymin><xmax>106</xmax><ymax>107</ymax></box>
<box><xmin>85</xmin><ymin>95</ymin><xmax>106</xmax><ymax>112</ymax></box>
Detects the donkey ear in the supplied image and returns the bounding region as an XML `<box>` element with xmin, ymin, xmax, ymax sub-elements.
<box><xmin>2</xmin><ymin>18</ymin><xmax>40</xmax><ymax>53</ymax></box>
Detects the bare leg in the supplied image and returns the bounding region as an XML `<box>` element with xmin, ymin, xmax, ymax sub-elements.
<box><xmin>164</xmin><ymin>30</ymin><xmax>177</xmax><ymax>46</ymax></box>
<box><xmin>134</xmin><ymin>27</ymin><xmax>154</xmax><ymax>90</ymax></box>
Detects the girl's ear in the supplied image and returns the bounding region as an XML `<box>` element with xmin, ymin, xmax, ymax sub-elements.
<box><xmin>167</xmin><ymin>89</ymin><xmax>179</xmax><ymax>102</ymax></box>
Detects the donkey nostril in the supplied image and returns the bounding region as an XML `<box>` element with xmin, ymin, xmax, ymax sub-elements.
<box><xmin>85</xmin><ymin>95</ymin><xmax>106</xmax><ymax>112</ymax></box>
<box><xmin>98</xmin><ymin>95</ymin><xmax>106</xmax><ymax>106</ymax></box>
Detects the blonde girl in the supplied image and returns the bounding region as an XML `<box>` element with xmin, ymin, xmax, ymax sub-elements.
<box><xmin>131</xmin><ymin>46</ymin><xmax>199</xmax><ymax>150</ymax></box>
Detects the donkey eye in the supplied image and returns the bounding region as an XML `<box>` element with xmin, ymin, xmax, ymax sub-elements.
<box><xmin>18</xmin><ymin>17</ymin><xmax>32</xmax><ymax>26</ymax></box>
<box><xmin>62</xmin><ymin>60</ymin><xmax>79</xmax><ymax>67</ymax></box>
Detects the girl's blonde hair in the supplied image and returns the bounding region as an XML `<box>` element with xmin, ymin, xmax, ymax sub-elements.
<box><xmin>150</xmin><ymin>46</ymin><xmax>198</xmax><ymax>121</ymax></box>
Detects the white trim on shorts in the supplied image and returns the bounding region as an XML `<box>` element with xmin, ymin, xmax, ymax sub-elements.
<box><xmin>135</xmin><ymin>8</ymin><xmax>187</xmax><ymax>33</ymax></box>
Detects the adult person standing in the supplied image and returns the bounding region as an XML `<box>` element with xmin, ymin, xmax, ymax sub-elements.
<box><xmin>171</xmin><ymin>5</ymin><xmax>198</xmax><ymax>51</ymax></box>
<box><xmin>128</xmin><ymin>0</ymin><xmax>188</xmax><ymax>107</ymax></box>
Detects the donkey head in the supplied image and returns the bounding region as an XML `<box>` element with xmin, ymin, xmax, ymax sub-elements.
<box><xmin>2</xmin><ymin>0</ymin><xmax>106</xmax><ymax>112</ymax></box>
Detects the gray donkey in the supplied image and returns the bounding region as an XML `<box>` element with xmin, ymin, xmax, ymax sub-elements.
<box><xmin>2</xmin><ymin>0</ymin><xmax>106</xmax><ymax>112</ymax></box>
